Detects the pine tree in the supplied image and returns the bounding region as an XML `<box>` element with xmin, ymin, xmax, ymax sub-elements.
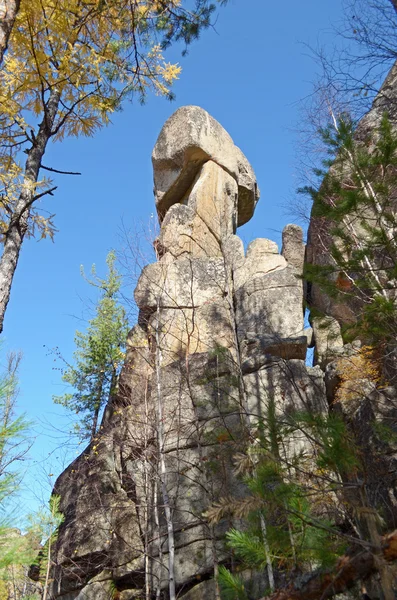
<box><xmin>0</xmin><ymin>351</ymin><xmax>30</xmax><ymax>509</ymax></box>
<box><xmin>53</xmin><ymin>251</ymin><xmax>129</xmax><ymax>442</ymax></box>
<box><xmin>0</xmin><ymin>352</ymin><xmax>40</xmax><ymax>600</ymax></box>
<box><xmin>303</xmin><ymin>112</ymin><xmax>397</xmax><ymax>349</ymax></box>
<box><xmin>207</xmin><ymin>406</ymin><xmax>354</xmax><ymax>599</ymax></box>
<box><xmin>0</xmin><ymin>495</ymin><xmax>63</xmax><ymax>600</ymax></box>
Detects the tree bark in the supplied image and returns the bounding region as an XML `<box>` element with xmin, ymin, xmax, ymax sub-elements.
<box><xmin>155</xmin><ymin>300</ymin><xmax>176</xmax><ymax>600</ymax></box>
<box><xmin>0</xmin><ymin>87</ymin><xmax>61</xmax><ymax>335</ymax></box>
<box><xmin>41</xmin><ymin>534</ymin><xmax>52</xmax><ymax>600</ymax></box>
<box><xmin>0</xmin><ymin>0</ymin><xmax>20</xmax><ymax>66</ymax></box>
<box><xmin>261</xmin><ymin>529</ymin><xmax>397</xmax><ymax>600</ymax></box>
<box><xmin>90</xmin><ymin>371</ymin><xmax>106</xmax><ymax>441</ymax></box>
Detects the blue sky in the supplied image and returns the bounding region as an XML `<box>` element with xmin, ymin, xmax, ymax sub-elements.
<box><xmin>2</xmin><ymin>0</ymin><xmax>348</xmax><ymax>515</ymax></box>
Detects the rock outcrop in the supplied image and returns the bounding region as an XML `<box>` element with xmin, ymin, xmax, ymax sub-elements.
<box><xmin>305</xmin><ymin>60</ymin><xmax>397</xmax><ymax>327</ymax></box>
<box><xmin>50</xmin><ymin>107</ymin><xmax>328</xmax><ymax>600</ymax></box>
<box><xmin>152</xmin><ymin>106</ymin><xmax>259</xmax><ymax>227</ymax></box>
<box><xmin>47</xmin><ymin>84</ymin><xmax>397</xmax><ymax>600</ymax></box>
<box><xmin>304</xmin><ymin>59</ymin><xmax>397</xmax><ymax>594</ymax></box>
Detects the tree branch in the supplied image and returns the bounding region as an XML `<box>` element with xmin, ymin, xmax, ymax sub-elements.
<box><xmin>40</xmin><ymin>164</ymin><xmax>81</xmax><ymax>176</ymax></box>
<box><xmin>262</xmin><ymin>529</ymin><xmax>397</xmax><ymax>600</ymax></box>
<box><xmin>31</xmin><ymin>186</ymin><xmax>57</xmax><ymax>203</ymax></box>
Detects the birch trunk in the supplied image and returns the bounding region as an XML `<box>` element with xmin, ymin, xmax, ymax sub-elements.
<box><xmin>260</xmin><ymin>513</ymin><xmax>275</xmax><ymax>592</ymax></box>
<box><xmin>0</xmin><ymin>87</ymin><xmax>61</xmax><ymax>334</ymax></box>
<box><xmin>0</xmin><ymin>0</ymin><xmax>19</xmax><ymax>66</ymax></box>
<box><xmin>42</xmin><ymin>534</ymin><xmax>53</xmax><ymax>600</ymax></box>
<box><xmin>154</xmin><ymin>481</ymin><xmax>162</xmax><ymax>600</ymax></box>
<box><xmin>155</xmin><ymin>300</ymin><xmax>176</xmax><ymax>600</ymax></box>
<box><xmin>90</xmin><ymin>403</ymin><xmax>100</xmax><ymax>442</ymax></box>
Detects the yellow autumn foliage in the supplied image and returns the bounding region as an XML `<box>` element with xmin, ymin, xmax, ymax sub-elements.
<box><xmin>0</xmin><ymin>0</ymin><xmax>184</xmax><ymax>240</ymax></box>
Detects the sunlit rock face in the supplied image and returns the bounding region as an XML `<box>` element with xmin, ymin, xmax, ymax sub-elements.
<box><xmin>302</xmin><ymin>59</ymin><xmax>397</xmax><ymax>545</ymax></box>
<box><xmin>49</xmin><ymin>107</ymin><xmax>327</xmax><ymax>600</ymax></box>
<box><xmin>305</xmin><ymin>59</ymin><xmax>397</xmax><ymax>327</ymax></box>
<box><xmin>152</xmin><ymin>105</ymin><xmax>259</xmax><ymax>227</ymax></box>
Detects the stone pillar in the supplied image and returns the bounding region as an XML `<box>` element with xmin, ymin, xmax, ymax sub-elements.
<box><xmin>49</xmin><ymin>107</ymin><xmax>328</xmax><ymax>600</ymax></box>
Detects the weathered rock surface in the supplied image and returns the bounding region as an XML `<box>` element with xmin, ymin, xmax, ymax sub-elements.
<box><xmin>305</xmin><ymin>61</ymin><xmax>397</xmax><ymax>325</ymax></box>
<box><xmin>135</xmin><ymin>257</ymin><xmax>227</xmax><ymax>310</ymax></box>
<box><xmin>244</xmin><ymin>358</ymin><xmax>326</xmax><ymax>420</ymax></box>
<box><xmin>147</xmin><ymin>299</ymin><xmax>236</xmax><ymax>366</ymax></box>
<box><xmin>241</xmin><ymin>334</ymin><xmax>308</xmax><ymax>369</ymax></box>
<box><xmin>281</xmin><ymin>223</ymin><xmax>305</xmax><ymax>272</ymax></box>
<box><xmin>152</xmin><ymin>105</ymin><xmax>259</xmax><ymax>226</ymax></box>
<box><xmin>50</xmin><ymin>106</ymin><xmax>332</xmax><ymax>600</ymax></box>
<box><xmin>235</xmin><ymin>266</ymin><xmax>305</xmax><ymax>342</ymax></box>
<box><xmin>244</xmin><ymin>359</ymin><xmax>327</xmax><ymax>457</ymax></box>
<box><xmin>157</xmin><ymin>204</ymin><xmax>221</xmax><ymax>259</ymax></box>
<box><xmin>186</xmin><ymin>160</ymin><xmax>238</xmax><ymax>241</ymax></box>
<box><xmin>233</xmin><ymin>238</ymin><xmax>287</xmax><ymax>291</ymax></box>
<box><xmin>312</xmin><ymin>315</ymin><xmax>344</xmax><ymax>368</ymax></box>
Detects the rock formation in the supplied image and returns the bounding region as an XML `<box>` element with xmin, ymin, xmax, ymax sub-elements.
<box><xmin>303</xmin><ymin>60</ymin><xmax>397</xmax><ymax>600</ymax></box>
<box><xmin>49</xmin><ymin>106</ymin><xmax>328</xmax><ymax>600</ymax></box>
<box><xmin>306</xmin><ymin>61</ymin><xmax>397</xmax><ymax>327</ymax></box>
<box><xmin>46</xmin><ymin>84</ymin><xmax>397</xmax><ymax>600</ymax></box>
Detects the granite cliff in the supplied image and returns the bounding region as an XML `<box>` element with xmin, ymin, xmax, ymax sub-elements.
<box><xmin>48</xmin><ymin>85</ymin><xmax>397</xmax><ymax>600</ymax></box>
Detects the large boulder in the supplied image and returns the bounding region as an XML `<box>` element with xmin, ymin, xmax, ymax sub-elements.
<box><xmin>235</xmin><ymin>266</ymin><xmax>305</xmax><ymax>342</ymax></box>
<box><xmin>152</xmin><ymin>106</ymin><xmax>259</xmax><ymax>226</ymax></box>
<box><xmin>233</xmin><ymin>238</ymin><xmax>287</xmax><ymax>291</ymax></box>
<box><xmin>50</xmin><ymin>425</ymin><xmax>143</xmax><ymax>599</ymax></box>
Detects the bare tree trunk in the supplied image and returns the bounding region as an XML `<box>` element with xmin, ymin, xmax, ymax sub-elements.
<box><xmin>358</xmin><ymin>489</ymin><xmax>395</xmax><ymax>600</ymax></box>
<box><xmin>210</xmin><ymin>526</ymin><xmax>222</xmax><ymax>600</ymax></box>
<box><xmin>0</xmin><ymin>87</ymin><xmax>60</xmax><ymax>334</ymax></box>
<box><xmin>42</xmin><ymin>535</ymin><xmax>52</xmax><ymax>600</ymax></box>
<box><xmin>90</xmin><ymin>403</ymin><xmax>100</xmax><ymax>442</ymax></box>
<box><xmin>0</xmin><ymin>0</ymin><xmax>19</xmax><ymax>66</ymax></box>
<box><xmin>259</xmin><ymin>513</ymin><xmax>275</xmax><ymax>592</ymax></box>
<box><xmin>90</xmin><ymin>371</ymin><xmax>107</xmax><ymax>441</ymax></box>
<box><xmin>154</xmin><ymin>481</ymin><xmax>162</xmax><ymax>600</ymax></box>
<box><xmin>155</xmin><ymin>300</ymin><xmax>176</xmax><ymax>600</ymax></box>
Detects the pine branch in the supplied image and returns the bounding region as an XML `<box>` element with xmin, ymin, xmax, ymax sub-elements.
<box><xmin>261</xmin><ymin>528</ymin><xmax>397</xmax><ymax>600</ymax></box>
